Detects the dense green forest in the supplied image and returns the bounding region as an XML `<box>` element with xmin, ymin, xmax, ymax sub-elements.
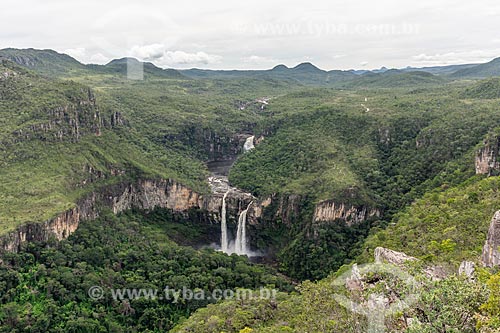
<box><xmin>0</xmin><ymin>210</ymin><xmax>291</xmax><ymax>332</ymax></box>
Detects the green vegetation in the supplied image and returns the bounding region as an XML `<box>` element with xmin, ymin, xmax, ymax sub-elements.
<box><xmin>359</xmin><ymin>175</ymin><xmax>500</xmax><ymax>264</ymax></box>
<box><xmin>4</xmin><ymin>48</ymin><xmax>500</xmax><ymax>331</ymax></box>
<box><xmin>463</xmin><ymin>78</ymin><xmax>500</xmax><ymax>99</ymax></box>
<box><xmin>172</xmin><ymin>263</ymin><xmax>494</xmax><ymax>332</ymax></box>
<box><xmin>0</xmin><ymin>210</ymin><xmax>291</xmax><ymax>332</ymax></box>
<box><xmin>0</xmin><ymin>60</ymin><xmax>207</xmax><ymax>232</ymax></box>
<box><xmin>229</xmin><ymin>84</ymin><xmax>500</xmax><ymax>279</ymax></box>
<box><xmin>452</xmin><ymin>57</ymin><xmax>500</xmax><ymax>78</ymax></box>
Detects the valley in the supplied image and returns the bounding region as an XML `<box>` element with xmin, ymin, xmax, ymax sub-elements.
<box><xmin>2</xmin><ymin>48</ymin><xmax>500</xmax><ymax>332</ymax></box>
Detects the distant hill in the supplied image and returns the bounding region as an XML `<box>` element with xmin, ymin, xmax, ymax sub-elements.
<box><xmin>401</xmin><ymin>63</ymin><xmax>477</xmax><ymax>75</ymax></box>
<box><xmin>451</xmin><ymin>57</ymin><xmax>500</xmax><ymax>78</ymax></box>
<box><xmin>97</xmin><ymin>57</ymin><xmax>185</xmax><ymax>79</ymax></box>
<box><xmin>342</xmin><ymin>70</ymin><xmax>445</xmax><ymax>88</ymax></box>
<box><xmin>0</xmin><ymin>48</ymin><xmax>85</xmax><ymax>76</ymax></box>
<box><xmin>0</xmin><ymin>49</ymin><xmax>185</xmax><ymax>79</ymax></box>
<box><xmin>462</xmin><ymin>77</ymin><xmax>500</xmax><ymax>99</ymax></box>
<box><xmin>182</xmin><ymin>62</ymin><xmax>356</xmax><ymax>86</ymax></box>
<box><xmin>291</xmin><ymin>62</ymin><xmax>323</xmax><ymax>73</ymax></box>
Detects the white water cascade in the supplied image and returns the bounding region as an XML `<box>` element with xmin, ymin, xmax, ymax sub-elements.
<box><xmin>234</xmin><ymin>202</ymin><xmax>252</xmax><ymax>255</ymax></box>
<box><xmin>243</xmin><ymin>136</ymin><xmax>255</xmax><ymax>152</ymax></box>
<box><xmin>220</xmin><ymin>190</ymin><xmax>230</xmax><ymax>253</ymax></box>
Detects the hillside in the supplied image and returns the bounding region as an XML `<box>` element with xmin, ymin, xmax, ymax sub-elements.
<box><xmin>0</xmin><ymin>59</ymin><xmax>207</xmax><ymax>233</ymax></box>
<box><xmin>451</xmin><ymin>57</ymin><xmax>500</xmax><ymax>78</ymax></box>
<box><xmin>341</xmin><ymin>70</ymin><xmax>446</xmax><ymax>88</ymax></box>
<box><xmin>0</xmin><ymin>48</ymin><xmax>86</xmax><ymax>77</ymax></box>
<box><xmin>463</xmin><ymin>77</ymin><xmax>500</xmax><ymax>99</ymax></box>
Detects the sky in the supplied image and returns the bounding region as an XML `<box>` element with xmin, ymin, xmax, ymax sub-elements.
<box><xmin>1</xmin><ymin>0</ymin><xmax>500</xmax><ymax>70</ymax></box>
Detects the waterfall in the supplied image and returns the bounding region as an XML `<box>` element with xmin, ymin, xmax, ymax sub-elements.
<box><xmin>220</xmin><ymin>190</ymin><xmax>230</xmax><ymax>253</ymax></box>
<box><xmin>243</xmin><ymin>136</ymin><xmax>255</xmax><ymax>152</ymax></box>
<box><xmin>234</xmin><ymin>202</ymin><xmax>252</xmax><ymax>255</ymax></box>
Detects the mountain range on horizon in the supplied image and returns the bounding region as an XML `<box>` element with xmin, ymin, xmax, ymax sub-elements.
<box><xmin>1</xmin><ymin>47</ymin><xmax>498</xmax><ymax>79</ymax></box>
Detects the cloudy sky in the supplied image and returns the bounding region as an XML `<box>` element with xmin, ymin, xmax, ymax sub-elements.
<box><xmin>2</xmin><ymin>0</ymin><xmax>500</xmax><ymax>70</ymax></box>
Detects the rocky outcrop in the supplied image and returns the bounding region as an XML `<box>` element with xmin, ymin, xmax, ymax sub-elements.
<box><xmin>0</xmin><ymin>176</ymin><xmax>268</xmax><ymax>253</ymax></box>
<box><xmin>482</xmin><ymin>210</ymin><xmax>500</xmax><ymax>267</ymax></box>
<box><xmin>374</xmin><ymin>247</ymin><xmax>418</xmax><ymax>265</ymax></box>
<box><xmin>110</xmin><ymin>111</ymin><xmax>126</xmax><ymax>127</ymax></box>
<box><xmin>79</xmin><ymin>164</ymin><xmax>126</xmax><ymax>187</ymax></box>
<box><xmin>12</xmin><ymin>89</ymin><xmax>104</xmax><ymax>142</ymax></box>
<box><xmin>459</xmin><ymin>261</ymin><xmax>476</xmax><ymax>280</ymax></box>
<box><xmin>475</xmin><ymin>135</ymin><xmax>500</xmax><ymax>175</ymax></box>
<box><xmin>0</xmin><ymin>178</ymin><xmax>244</xmax><ymax>252</ymax></box>
<box><xmin>313</xmin><ymin>200</ymin><xmax>380</xmax><ymax>226</ymax></box>
<box><xmin>166</xmin><ymin>127</ymin><xmax>251</xmax><ymax>162</ymax></box>
<box><xmin>1</xmin><ymin>194</ymin><xmax>98</xmax><ymax>252</ymax></box>
<box><xmin>275</xmin><ymin>195</ymin><xmax>301</xmax><ymax>225</ymax></box>
<box><xmin>374</xmin><ymin>247</ymin><xmax>447</xmax><ymax>280</ymax></box>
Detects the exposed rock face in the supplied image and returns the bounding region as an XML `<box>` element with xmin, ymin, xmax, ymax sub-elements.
<box><xmin>374</xmin><ymin>247</ymin><xmax>447</xmax><ymax>280</ymax></box>
<box><xmin>270</xmin><ymin>194</ymin><xmax>302</xmax><ymax>225</ymax></box>
<box><xmin>110</xmin><ymin>111</ymin><xmax>126</xmax><ymax>127</ymax></box>
<box><xmin>459</xmin><ymin>261</ymin><xmax>476</xmax><ymax>280</ymax></box>
<box><xmin>1</xmin><ymin>194</ymin><xmax>98</xmax><ymax>252</ymax></box>
<box><xmin>374</xmin><ymin>247</ymin><xmax>418</xmax><ymax>265</ymax></box>
<box><xmin>423</xmin><ymin>265</ymin><xmax>448</xmax><ymax>281</ymax></box>
<box><xmin>0</xmin><ymin>176</ymin><xmax>268</xmax><ymax>253</ymax></box>
<box><xmin>475</xmin><ymin>136</ymin><xmax>500</xmax><ymax>175</ymax></box>
<box><xmin>313</xmin><ymin>200</ymin><xmax>380</xmax><ymax>226</ymax></box>
<box><xmin>166</xmin><ymin>127</ymin><xmax>250</xmax><ymax>162</ymax></box>
<box><xmin>482</xmin><ymin>210</ymin><xmax>500</xmax><ymax>267</ymax></box>
<box><xmin>206</xmin><ymin>175</ymin><xmax>263</xmax><ymax>225</ymax></box>
<box><xmin>0</xmin><ymin>178</ymin><xmax>245</xmax><ymax>253</ymax></box>
<box><xmin>12</xmin><ymin>88</ymin><xmax>104</xmax><ymax>142</ymax></box>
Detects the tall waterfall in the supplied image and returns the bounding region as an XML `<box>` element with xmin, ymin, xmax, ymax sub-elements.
<box><xmin>234</xmin><ymin>202</ymin><xmax>252</xmax><ymax>255</ymax></box>
<box><xmin>243</xmin><ymin>136</ymin><xmax>255</xmax><ymax>152</ymax></box>
<box><xmin>220</xmin><ymin>190</ymin><xmax>230</xmax><ymax>253</ymax></box>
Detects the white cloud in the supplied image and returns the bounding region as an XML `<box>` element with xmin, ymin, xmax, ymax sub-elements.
<box><xmin>129</xmin><ymin>44</ymin><xmax>165</xmax><ymax>60</ymax></box>
<box><xmin>360</xmin><ymin>61</ymin><xmax>369</xmax><ymax>67</ymax></box>
<box><xmin>127</xmin><ymin>44</ymin><xmax>222</xmax><ymax>67</ymax></box>
<box><xmin>62</xmin><ymin>47</ymin><xmax>110</xmax><ymax>65</ymax></box>
<box><xmin>411</xmin><ymin>50</ymin><xmax>500</xmax><ymax>66</ymax></box>
<box><xmin>89</xmin><ymin>53</ymin><xmax>110</xmax><ymax>65</ymax></box>
<box><xmin>64</xmin><ymin>47</ymin><xmax>86</xmax><ymax>59</ymax></box>
<box><xmin>160</xmin><ymin>51</ymin><xmax>221</xmax><ymax>66</ymax></box>
<box><xmin>243</xmin><ymin>55</ymin><xmax>276</xmax><ymax>63</ymax></box>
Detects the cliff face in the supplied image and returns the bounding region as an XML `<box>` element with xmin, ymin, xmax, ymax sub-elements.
<box><xmin>313</xmin><ymin>200</ymin><xmax>380</xmax><ymax>226</ymax></box>
<box><xmin>1</xmin><ymin>194</ymin><xmax>98</xmax><ymax>252</ymax></box>
<box><xmin>12</xmin><ymin>88</ymin><xmax>105</xmax><ymax>142</ymax></box>
<box><xmin>482</xmin><ymin>210</ymin><xmax>500</xmax><ymax>267</ymax></box>
<box><xmin>0</xmin><ymin>177</ymin><xmax>265</xmax><ymax>252</ymax></box>
<box><xmin>166</xmin><ymin>127</ymin><xmax>250</xmax><ymax>162</ymax></box>
<box><xmin>475</xmin><ymin>136</ymin><xmax>500</xmax><ymax>175</ymax></box>
<box><xmin>1</xmin><ymin>178</ymin><xmax>381</xmax><ymax>252</ymax></box>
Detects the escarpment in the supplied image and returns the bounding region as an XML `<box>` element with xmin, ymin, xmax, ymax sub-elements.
<box><xmin>166</xmin><ymin>127</ymin><xmax>252</xmax><ymax>162</ymax></box>
<box><xmin>475</xmin><ymin>133</ymin><xmax>500</xmax><ymax>175</ymax></box>
<box><xmin>10</xmin><ymin>87</ymin><xmax>127</xmax><ymax>144</ymax></box>
<box><xmin>313</xmin><ymin>199</ymin><xmax>380</xmax><ymax>226</ymax></box>
<box><xmin>11</xmin><ymin>88</ymin><xmax>104</xmax><ymax>142</ymax></box>
<box><xmin>482</xmin><ymin>210</ymin><xmax>500</xmax><ymax>267</ymax></box>
<box><xmin>0</xmin><ymin>177</ymin><xmax>266</xmax><ymax>253</ymax></box>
